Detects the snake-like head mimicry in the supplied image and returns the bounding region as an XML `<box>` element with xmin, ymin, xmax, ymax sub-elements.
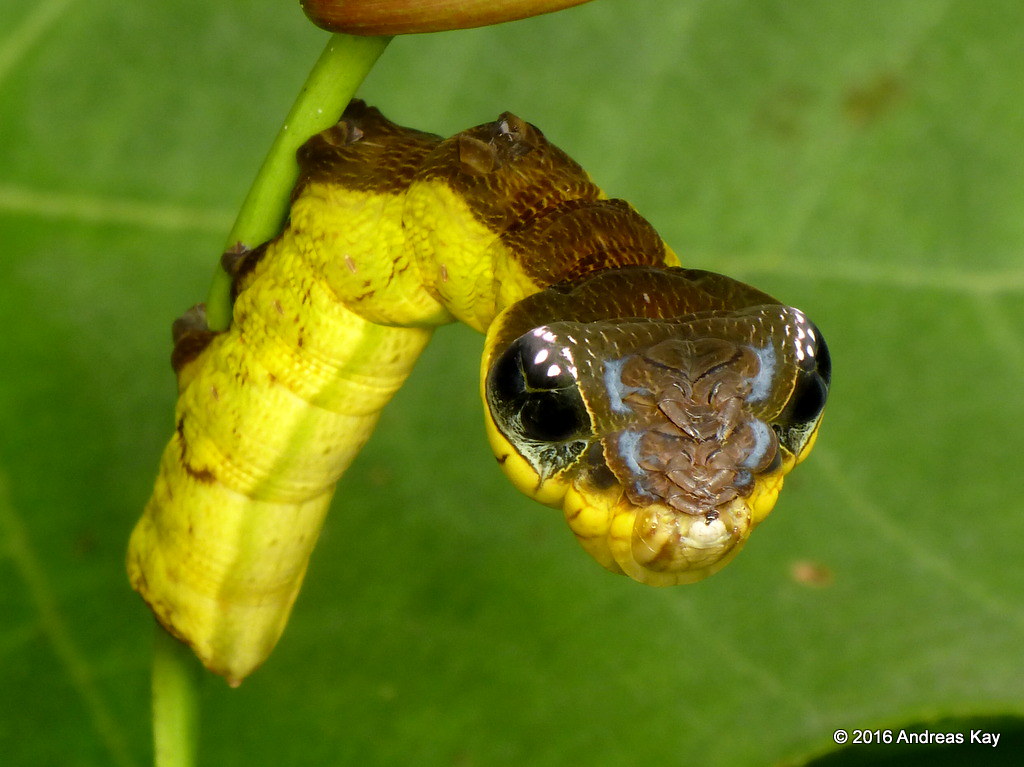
<box><xmin>483</xmin><ymin>268</ymin><xmax>830</xmax><ymax>585</ymax></box>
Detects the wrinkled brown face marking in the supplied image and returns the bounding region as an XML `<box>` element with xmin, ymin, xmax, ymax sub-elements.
<box><xmin>599</xmin><ymin>335</ymin><xmax>781</xmax><ymax>518</ymax></box>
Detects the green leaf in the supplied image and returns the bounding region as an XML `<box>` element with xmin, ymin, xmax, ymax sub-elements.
<box><xmin>2</xmin><ymin>0</ymin><xmax>1022</xmax><ymax>764</ymax></box>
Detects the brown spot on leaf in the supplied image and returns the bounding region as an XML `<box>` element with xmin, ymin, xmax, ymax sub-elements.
<box><xmin>843</xmin><ymin>73</ymin><xmax>905</xmax><ymax>128</ymax></box>
<box><xmin>790</xmin><ymin>559</ymin><xmax>834</xmax><ymax>587</ymax></box>
<box><xmin>367</xmin><ymin>466</ymin><xmax>393</xmax><ymax>487</ymax></box>
<box><xmin>753</xmin><ymin>85</ymin><xmax>813</xmax><ymax>140</ymax></box>
<box><xmin>73</xmin><ymin>529</ymin><xmax>98</xmax><ymax>558</ymax></box>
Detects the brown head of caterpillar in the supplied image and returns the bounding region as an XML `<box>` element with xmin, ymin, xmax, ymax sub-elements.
<box><xmin>482</xmin><ymin>267</ymin><xmax>830</xmax><ymax>585</ymax></box>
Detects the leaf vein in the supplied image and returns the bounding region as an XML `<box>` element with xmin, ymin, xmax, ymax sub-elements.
<box><xmin>732</xmin><ymin>256</ymin><xmax>1024</xmax><ymax>296</ymax></box>
<box><xmin>0</xmin><ymin>0</ymin><xmax>78</xmax><ymax>89</ymax></box>
<box><xmin>814</xmin><ymin>448</ymin><xmax>1024</xmax><ymax>633</ymax></box>
<box><xmin>970</xmin><ymin>294</ymin><xmax>1024</xmax><ymax>377</ymax></box>
<box><xmin>0</xmin><ymin>472</ymin><xmax>139</xmax><ymax>767</ymax></box>
<box><xmin>0</xmin><ymin>183</ymin><xmax>233</xmax><ymax>234</ymax></box>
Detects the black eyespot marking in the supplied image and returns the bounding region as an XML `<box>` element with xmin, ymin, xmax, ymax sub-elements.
<box><xmin>773</xmin><ymin>318</ymin><xmax>830</xmax><ymax>456</ymax></box>
<box><xmin>487</xmin><ymin>328</ymin><xmax>590</xmax><ymax>445</ymax></box>
<box><xmin>519</xmin><ymin>391</ymin><xmax>587</xmax><ymax>442</ymax></box>
<box><xmin>783</xmin><ymin>325</ymin><xmax>830</xmax><ymax>428</ymax></box>
<box><xmin>786</xmin><ymin>370</ymin><xmax>829</xmax><ymax>426</ymax></box>
<box><xmin>814</xmin><ymin>330</ymin><xmax>832</xmax><ymax>387</ymax></box>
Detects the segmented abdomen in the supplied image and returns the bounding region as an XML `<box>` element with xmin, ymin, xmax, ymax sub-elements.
<box><xmin>128</xmin><ymin>115</ymin><xmax>443</xmax><ymax>684</ymax></box>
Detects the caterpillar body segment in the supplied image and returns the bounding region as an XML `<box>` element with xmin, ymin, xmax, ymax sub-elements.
<box><xmin>131</xmin><ymin>298</ymin><xmax>431</xmax><ymax>683</ymax></box>
<box><xmin>130</xmin><ymin>101</ymin><xmax>830</xmax><ymax>683</ymax></box>
<box><xmin>129</xmin><ymin>106</ymin><xmax>444</xmax><ymax>684</ymax></box>
<box><xmin>403</xmin><ymin>111</ymin><xmax>679</xmax><ymax>331</ymax></box>
<box><xmin>288</xmin><ymin>104</ymin><xmax>453</xmax><ymax>329</ymax></box>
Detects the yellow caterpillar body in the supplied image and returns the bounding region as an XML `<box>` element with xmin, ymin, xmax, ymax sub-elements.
<box><xmin>129</xmin><ymin>102</ymin><xmax>829</xmax><ymax>684</ymax></box>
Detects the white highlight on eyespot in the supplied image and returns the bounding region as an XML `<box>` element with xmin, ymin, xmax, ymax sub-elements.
<box><xmin>783</xmin><ymin>306</ymin><xmax>821</xmax><ymax>367</ymax></box>
<box><xmin>559</xmin><ymin>346</ymin><xmax>577</xmax><ymax>378</ymax></box>
<box><xmin>528</xmin><ymin>327</ymin><xmax>578</xmax><ymax>379</ymax></box>
<box><xmin>532</xmin><ymin>326</ymin><xmax>558</xmax><ymax>344</ymax></box>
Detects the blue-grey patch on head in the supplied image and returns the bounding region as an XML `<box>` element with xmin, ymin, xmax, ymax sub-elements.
<box><xmin>741</xmin><ymin>418</ymin><xmax>774</xmax><ymax>469</ymax></box>
<box><xmin>746</xmin><ymin>344</ymin><xmax>776</xmax><ymax>403</ymax></box>
<box><xmin>604</xmin><ymin>357</ymin><xmax>649</xmax><ymax>414</ymax></box>
<box><xmin>617</xmin><ymin>429</ymin><xmax>654</xmax><ymax>498</ymax></box>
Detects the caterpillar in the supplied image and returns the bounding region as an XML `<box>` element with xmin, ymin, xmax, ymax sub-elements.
<box><xmin>128</xmin><ymin>101</ymin><xmax>830</xmax><ymax>685</ymax></box>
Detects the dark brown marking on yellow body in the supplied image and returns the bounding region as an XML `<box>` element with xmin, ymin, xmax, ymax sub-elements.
<box><xmin>294</xmin><ymin>100</ymin><xmax>442</xmax><ymax>198</ymax></box>
<box><xmin>416</xmin><ymin>112</ymin><xmax>676</xmax><ymax>301</ymax></box>
<box><xmin>175</xmin><ymin>416</ymin><xmax>216</xmax><ymax>484</ymax></box>
<box><xmin>223</xmin><ymin>242</ymin><xmax>270</xmax><ymax>302</ymax></box>
<box><xmin>416</xmin><ymin>112</ymin><xmax>603</xmax><ymax>236</ymax></box>
<box><xmin>503</xmin><ymin>198</ymin><xmax>667</xmax><ymax>287</ymax></box>
<box><xmin>220</xmin><ymin>242</ymin><xmax>249</xmax><ymax>278</ymax></box>
<box><xmin>171</xmin><ymin>304</ymin><xmax>218</xmax><ymax>375</ymax></box>
<box><xmin>183</xmin><ymin>463</ymin><xmax>217</xmax><ymax>484</ymax></box>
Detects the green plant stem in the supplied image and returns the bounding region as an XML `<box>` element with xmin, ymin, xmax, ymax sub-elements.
<box><xmin>205</xmin><ymin>33</ymin><xmax>392</xmax><ymax>331</ymax></box>
<box><xmin>152</xmin><ymin>626</ymin><xmax>200</xmax><ymax>767</ymax></box>
<box><xmin>150</xmin><ymin>34</ymin><xmax>392</xmax><ymax>766</ymax></box>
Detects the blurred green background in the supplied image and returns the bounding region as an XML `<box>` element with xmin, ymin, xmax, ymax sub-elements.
<box><xmin>2</xmin><ymin>0</ymin><xmax>1023</xmax><ymax>764</ymax></box>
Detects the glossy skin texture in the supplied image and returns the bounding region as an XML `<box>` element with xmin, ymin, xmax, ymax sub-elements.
<box><xmin>128</xmin><ymin>102</ymin><xmax>829</xmax><ymax>684</ymax></box>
